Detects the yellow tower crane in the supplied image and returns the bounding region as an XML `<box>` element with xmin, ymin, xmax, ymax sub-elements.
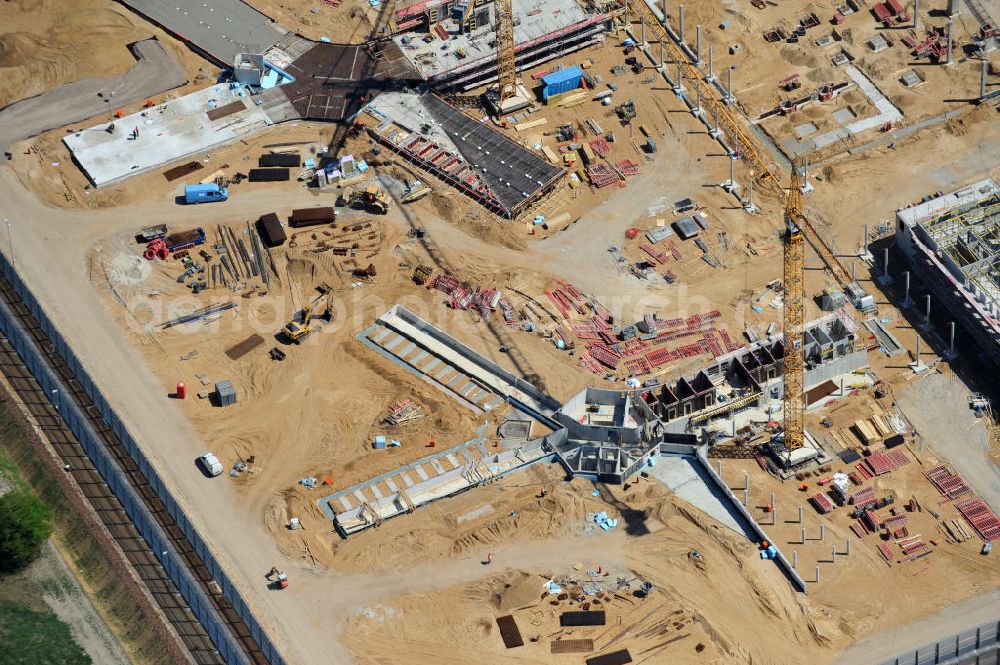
<box><xmin>782</xmin><ymin>165</ymin><xmax>806</xmax><ymax>451</ymax></box>
<box><xmin>622</xmin><ymin>2</ymin><xmax>874</xmax><ymax>451</ymax></box>
<box><xmin>495</xmin><ymin>0</ymin><xmax>517</xmax><ymax>103</ymax></box>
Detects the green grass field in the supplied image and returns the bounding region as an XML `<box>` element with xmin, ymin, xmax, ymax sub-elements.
<box><xmin>0</xmin><ymin>599</ymin><xmax>90</xmax><ymax>665</ymax></box>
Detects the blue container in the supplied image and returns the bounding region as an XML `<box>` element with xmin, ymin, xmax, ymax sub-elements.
<box><xmin>542</xmin><ymin>66</ymin><xmax>585</xmax><ymax>100</ymax></box>
<box><xmin>766</xmin><ymin>545</ymin><xmax>778</xmax><ymax>558</ymax></box>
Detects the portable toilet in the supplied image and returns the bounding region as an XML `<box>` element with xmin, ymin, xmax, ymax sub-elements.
<box><xmin>215</xmin><ymin>380</ymin><xmax>237</xmax><ymax>407</ymax></box>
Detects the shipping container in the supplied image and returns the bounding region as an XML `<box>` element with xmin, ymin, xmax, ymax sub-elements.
<box><xmin>542</xmin><ymin>66</ymin><xmax>585</xmax><ymax>100</ymax></box>
<box><xmin>289</xmin><ymin>206</ymin><xmax>336</xmax><ymax>228</ymax></box>
<box><xmin>256</xmin><ymin>213</ymin><xmax>287</xmax><ymax>247</ymax></box>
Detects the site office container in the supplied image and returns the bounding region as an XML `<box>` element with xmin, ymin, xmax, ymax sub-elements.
<box><xmin>256</xmin><ymin>213</ymin><xmax>287</xmax><ymax>247</ymax></box>
<box><xmin>542</xmin><ymin>66</ymin><xmax>585</xmax><ymax>100</ymax></box>
<box><xmin>288</xmin><ymin>206</ymin><xmax>336</xmax><ymax>228</ymax></box>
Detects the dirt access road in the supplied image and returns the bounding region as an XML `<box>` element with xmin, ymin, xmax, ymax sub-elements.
<box><xmin>0</xmin><ymin>159</ymin><xmax>654</xmax><ymax>664</ymax></box>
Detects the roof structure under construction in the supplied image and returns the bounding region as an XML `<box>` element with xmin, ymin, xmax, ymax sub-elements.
<box><xmin>392</xmin><ymin>0</ymin><xmax>610</xmax><ymax>90</ymax></box>
<box><xmin>364</xmin><ymin>91</ymin><xmax>564</xmax><ymax>218</ymax></box>
<box><xmin>896</xmin><ymin>179</ymin><xmax>1000</xmax><ymax>364</ymax></box>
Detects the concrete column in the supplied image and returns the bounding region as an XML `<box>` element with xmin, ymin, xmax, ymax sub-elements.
<box><xmin>675</xmin><ymin>61</ymin><xmax>684</xmax><ymax>92</ymax></box>
<box><xmin>915</xmin><ymin>0</ymin><xmax>921</xmax><ymax>30</ymax></box>
<box><xmin>745</xmin><ymin>175</ymin><xmax>756</xmax><ymax>213</ymax></box>
<box><xmin>815</xmin><ymin>565</ymin><xmax>820</xmax><ymax>583</ymax></box>
<box><xmin>710</xmin><ymin>108</ymin><xmax>721</xmax><ymax>138</ymax></box>
<box><xmin>662</xmin><ymin>0</ymin><xmax>668</xmax><ymax>23</ymax></box>
<box><xmin>770</xmin><ymin>492</ymin><xmax>775</xmax><ymax>509</ymax></box>
<box><xmin>946</xmin><ymin>19</ymin><xmax>953</xmax><ymax>65</ymax></box>
<box><xmin>864</xmin><ymin>224</ymin><xmax>869</xmax><ymax>251</ymax></box>
<box><xmin>793</xmin><ymin>550</ymin><xmax>798</xmax><ymax>568</ymax></box>
<box><xmin>846</xmin><ymin>538</ymin><xmax>851</xmax><ymax>556</ymax></box>
<box><xmin>659</xmin><ymin>39</ymin><xmax>665</xmax><ymax>69</ymax></box>
<box><xmin>820</xmin><ymin>524</ymin><xmax>825</xmax><ymax>541</ymax></box>
<box><xmin>798</xmin><ymin>506</ymin><xmax>803</xmax><ymax>523</ymax></box>
<box><xmin>707</xmin><ymin>44</ymin><xmax>715</xmax><ymax>81</ymax></box>
<box><xmin>883</xmin><ymin>247</ymin><xmax>889</xmax><ymax>276</ymax></box>
<box><xmin>744</xmin><ymin>486</ymin><xmax>749</xmax><ymax>506</ymax></box>
<box><xmin>801</xmin><ymin>527</ymin><xmax>806</xmax><ymax>544</ymax></box>
<box><xmin>717</xmin><ymin>460</ymin><xmax>723</xmax><ymax>476</ymax></box>
<box><xmin>915</xmin><ymin>335</ymin><xmax>921</xmax><ymax>361</ymax></box>
<box><xmin>903</xmin><ymin>271</ymin><xmax>912</xmax><ymax>306</ymax></box>
<box><xmin>949</xmin><ymin>321</ymin><xmax>956</xmax><ymax>357</ymax></box>
<box><xmin>696</xmin><ymin>24</ymin><xmax>703</xmax><ymax>66</ymax></box>
<box><xmin>726</xmin><ymin>66</ymin><xmax>735</xmax><ymax>104</ymax></box>
<box><xmin>694</xmin><ymin>87</ymin><xmax>702</xmax><ymax>116</ymax></box>
<box><xmin>679</xmin><ymin>4</ymin><xmax>685</xmax><ymax>43</ymax></box>
<box><xmin>983</xmin><ymin>60</ymin><xmax>989</xmax><ymax>99</ymax></box>
<box><xmin>744</xmin><ymin>472</ymin><xmax>749</xmax><ymax>490</ymax></box>
<box><xmin>831</xmin><ymin>545</ymin><xmax>837</xmax><ymax>563</ymax></box>
<box><xmin>851</xmin><ymin>260</ymin><xmax>857</xmax><ymax>282</ymax></box>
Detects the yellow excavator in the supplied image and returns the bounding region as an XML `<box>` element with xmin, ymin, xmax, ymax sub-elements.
<box><xmin>347</xmin><ymin>185</ymin><xmax>390</xmax><ymax>215</ymax></box>
<box><xmin>283</xmin><ymin>289</ymin><xmax>333</xmax><ymax>344</ymax></box>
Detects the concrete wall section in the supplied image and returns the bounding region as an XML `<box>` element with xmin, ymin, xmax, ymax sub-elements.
<box><xmin>693</xmin><ymin>445</ymin><xmax>808</xmax><ymax>592</ymax></box>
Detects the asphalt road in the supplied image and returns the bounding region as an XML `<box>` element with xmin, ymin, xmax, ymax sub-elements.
<box><xmin>0</xmin><ymin>39</ymin><xmax>186</xmax><ymax>152</ymax></box>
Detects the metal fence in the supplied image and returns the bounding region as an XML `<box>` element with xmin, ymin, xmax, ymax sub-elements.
<box><xmin>0</xmin><ymin>253</ymin><xmax>285</xmax><ymax>665</ymax></box>
<box><xmin>878</xmin><ymin>620</ymin><xmax>1000</xmax><ymax>665</ymax></box>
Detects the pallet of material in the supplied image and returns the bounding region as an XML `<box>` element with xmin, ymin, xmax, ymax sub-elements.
<box><xmin>925</xmin><ymin>464</ymin><xmax>972</xmax><ymax>499</ymax></box>
<box><xmin>850</xmin><ymin>520</ymin><xmax>870</xmax><ymax>538</ymax></box>
<box><xmin>248</xmin><ymin>168</ymin><xmax>291</xmax><ymax>182</ymax></box>
<box><xmin>883</xmin><ymin>513</ymin><xmax>908</xmax><ymax>530</ymax></box>
<box><xmin>551</xmin><ymin>639</ymin><xmax>594</xmax><ymax>654</ymax></box>
<box><xmin>956</xmin><ymin>497</ymin><xmax>1000</xmax><ymax>541</ymax></box>
<box><xmin>877</xmin><ymin>541</ymin><xmax>895</xmax><ymax>563</ymax></box>
<box><xmin>515</xmin><ymin>118</ymin><xmax>547</xmax><ymax>132</ymax></box>
<box><xmin>811</xmin><ymin>492</ymin><xmax>834</xmax><ymax>514</ymax></box>
<box><xmin>851</xmin><ymin>418</ymin><xmax>880</xmax><ymax>445</ymax></box>
<box><xmin>849</xmin><ymin>486</ymin><xmax>876</xmax><ymax>507</ymax></box>
<box><xmin>588</xmin><ymin>344</ymin><xmax>621</xmax><ymax>370</ymax></box>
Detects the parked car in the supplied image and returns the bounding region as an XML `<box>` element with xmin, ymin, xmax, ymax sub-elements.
<box><xmin>196</xmin><ymin>452</ymin><xmax>224</xmax><ymax>477</ymax></box>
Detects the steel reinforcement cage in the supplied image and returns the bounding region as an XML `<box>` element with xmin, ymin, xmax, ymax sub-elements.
<box><xmin>0</xmin><ymin>251</ymin><xmax>286</xmax><ymax>665</ymax></box>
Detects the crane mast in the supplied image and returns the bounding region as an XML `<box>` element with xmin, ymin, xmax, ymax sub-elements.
<box><xmin>782</xmin><ymin>166</ymin><xmax>806</xmax><ymax>451</ymax></box>
<box><xmin>495</xmin><ymin>0</ymin><xmax>517</xmax><ymax>102</ymax></box>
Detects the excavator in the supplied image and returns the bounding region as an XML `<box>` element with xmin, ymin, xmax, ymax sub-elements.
<box><xmin>345</xmin><ymin>185</ymin><xmax>390</xmax><ymax>215</ymax></box>
<box><xmin>282</xmin><ymin>288</ymin><xmax>333</xmax><ymax>344</ymax></box>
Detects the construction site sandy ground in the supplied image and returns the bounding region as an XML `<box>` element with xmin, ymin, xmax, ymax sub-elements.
<box><xmin>2</xmin><ymin>0</ymin><xmax>1000</xmax><ymax>663</ymax></box>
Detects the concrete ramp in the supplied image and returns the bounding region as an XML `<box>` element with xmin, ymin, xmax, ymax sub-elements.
<box><xmin>647</xmin><ymin>455</ymin><xmax>750</xmax><ymax>537</ymax></box>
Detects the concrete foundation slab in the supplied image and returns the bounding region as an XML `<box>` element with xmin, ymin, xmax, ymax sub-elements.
<box><xmin>63</xmin><ymin>84</ymin><xmax>271</xmax><ymax>187</ymax></box>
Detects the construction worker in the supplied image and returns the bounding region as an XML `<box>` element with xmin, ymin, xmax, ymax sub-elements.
<box><xmin>487</xmin><ymin>553</ymin><xmax>493</xmax><ymax>565</ymax></box>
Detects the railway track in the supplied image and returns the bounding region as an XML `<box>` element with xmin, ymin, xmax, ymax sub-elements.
<box><xmin>0</xmin><ymin>272</ymin><xmax>271</xmax><ymax>664</ymax></box>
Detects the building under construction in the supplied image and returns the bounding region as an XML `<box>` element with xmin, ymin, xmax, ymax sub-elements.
<box><xmin>392</xmin><ymin>0</ymin><xmax>613</xmax><ymax>91</ymax></box>
<box><xmin>548</xmin><ymin>313</ymin><xmax>866</xmax><ymax>481</ymax></box>
<box><xmin>895</xmin><ymin>179</ymin><xmax>1000</xmax><ymax>364</ymax></box>
<box><xmin>363</xmin><ymin>91</ymin><xmax>564</xmax><ymax>218</ymax></box>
